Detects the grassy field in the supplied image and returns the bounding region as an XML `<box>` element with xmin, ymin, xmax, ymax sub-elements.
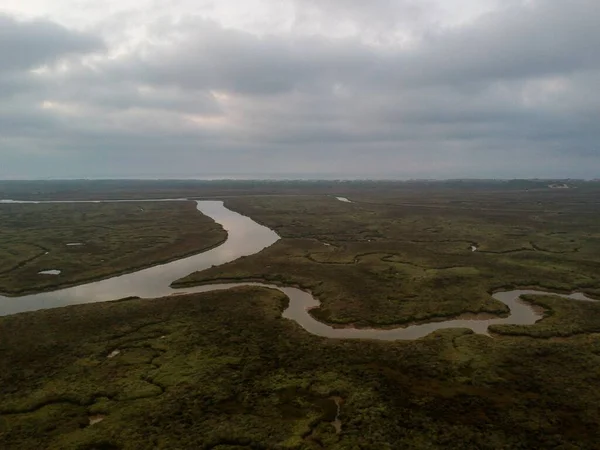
<box><xmin>175</xmin><ymin>191</ymin><xmax>600</xmax><ymax>327</ymax></box>
<box><xmin>2</xmin><ymin>181</ymin><xmax>600</xmax><ymax>448</ymax></box>
<box><xmin>1</xmin><ymin>287</ymin><xmax>600</xmax><ymax>449</ymax></box>
<box><xmin>2</xmin><ymin>178</ymin><xmax>599</xmax><ymax>201</ymax></box>
<box><xmin>0</xmin><ymin>201</ymin><xmax>226</xmax><ymax>295</ymax></box>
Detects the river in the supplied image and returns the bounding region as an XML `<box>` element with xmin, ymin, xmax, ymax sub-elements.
<box><xmin>0</xmin><ymin>199</ymin><xmax>595</xmax><ymax>340</ymax></box>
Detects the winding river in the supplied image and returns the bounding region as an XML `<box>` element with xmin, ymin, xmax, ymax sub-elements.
<box><xmin>0</xmin><ymin>199</ymin><xmax>596</xmax><ymax>340</ymax></box>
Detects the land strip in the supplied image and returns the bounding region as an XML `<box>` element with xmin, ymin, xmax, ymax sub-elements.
<box><xmin>0</xmin><ymin>201</ymin><xmax>226</xmax><ymax>295</ymax></box>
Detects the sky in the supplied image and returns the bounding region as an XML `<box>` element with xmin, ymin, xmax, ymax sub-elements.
<box><xmin>0</xmin><ymin>0</ymin><xmax>598</xmax><ymax>179</ymax></box>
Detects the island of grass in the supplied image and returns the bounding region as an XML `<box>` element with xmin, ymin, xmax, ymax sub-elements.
<box><xmin>2</xmin><ymin>287</ymin><xmax>600</xmax><ymax>449</ymax></box>
<box><xmin>0</xmin><ymin>201</ymin><xmax>226</xmax><ymax>295</ymax></box>
<box><xmin>175</xmin><ymin>192</ymin><xmax>600</xmax><ymax>327</ymax></box>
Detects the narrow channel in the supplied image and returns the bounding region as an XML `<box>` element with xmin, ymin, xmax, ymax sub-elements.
<box><xmin>0</xmin><ymin>200</ymin><xmax>595</xmax><ymax>340</ymax></box>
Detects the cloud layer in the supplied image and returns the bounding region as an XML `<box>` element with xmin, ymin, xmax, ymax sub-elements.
<box><xmin>0</xmin><ymin>0</ymin><xmax>598</xmax><ymax>179</ymax></box>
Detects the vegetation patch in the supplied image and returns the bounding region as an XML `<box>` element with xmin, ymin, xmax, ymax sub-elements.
<box><xmin>0</xmin><ymin>201</ymin><xmax>226</xmax><ymax>295</ymax></box>
<box><xmin>176</xmin><ymin>192</ymin><xmax>600</xmax><ymax>327</ymax></box>
<box><xmin>491</xmin><ymin>294</ymin><xmax>600</xmax><ymax>338</ymax></box>
<box><xmin>2</xmin><ymin>181</ymin><xmax>600</xmax><ymax>448</ymax></box>
<box><xmin>2</xmin><ymin>288</ymin><xmax>600</xmax><ymax>448</ymax></box>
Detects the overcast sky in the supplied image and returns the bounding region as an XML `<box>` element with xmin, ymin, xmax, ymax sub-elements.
<box><xmin>1</xmin><ymin>0</ymin><xmax>598</xmax><ymax>179</ymax></box>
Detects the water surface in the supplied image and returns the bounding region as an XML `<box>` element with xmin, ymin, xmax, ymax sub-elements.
<box><xmin>0</xmin><ymin>200</ymin><xmax>278</xmax><ymax>315</ymax></box>
<box><xmin>0</xmin><ymin>199</ymin><xmax>596</xmax><ymax>340</ymax></box>
<box><xmin>38</xmin><ymin>270</ymin><xmax>62</xmax><ymax>276</ymax></box>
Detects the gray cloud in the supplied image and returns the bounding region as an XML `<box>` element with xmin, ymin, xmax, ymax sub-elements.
<box><xmin>291</xmin><ymin>0</ymin><xmax>428</xmax><ymax>32</ymax></box>
<box><xmin>0</xmin><ymin>14</ymin><xmax>104</xmax><ymax>73</ymax></box>
<box><xmin>386</xmin><ymin>0</ymin><xmax>600</xmax><ymax>86</ymax></box>
<box><xmin>97</xmin><ymin>1</ymin><xmax>600</xmax><ymax>96</ymax></box>
<box><xmin>0</xmin><ymin>1</ymin><xmax>599</xmax><ymax>179</ymax></box>
<box><xmin>112</xmin><ymin>21</ymin><xmax>373</xmax><ymax>96</ymax></box>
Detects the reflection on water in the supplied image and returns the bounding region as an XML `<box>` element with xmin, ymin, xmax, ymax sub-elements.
<box><xmin>159</xmin><ymin>282</ymin><xmax>598</xmax><ymax>340</ymax></box>
<box><xmin>0</xmin><ymin>201</ymin><xmax>279</xmax><ymax>315</ymax></box>
<box><xmin>335</xmin><ymin>197</ymin><xmax>352</xmax><ymax>203</ymax></box>
<box><xmin>38</xmin><ymin>270</ymin><xmax>62</xmax><ymax>275</ymax></box>
<box><xmin>0</xmin><ymin>199</ymin><xmax>596</xmax><ymax>340</ymax></box>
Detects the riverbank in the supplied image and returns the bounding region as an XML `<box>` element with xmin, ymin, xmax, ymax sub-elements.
<box><xmin>2</xmin><ymin>188</ymin><xmax>600</xmax><ymax>448</ymax></box>
<box><xmin>176</xmin><ymin>194</ymin><xmax>600</xmax><ymax>326</ymax></box>
<box><xmin>2</xmin><ymin>286</ymin><xmax>600</xmax><ymax>449</ymax></box>
<box><xmin>2</xmin><ymin>199</ymin><xmax>595</xmax><ymax>339</ymax></box>
<box><xmin>0</xmin><ymin>200</ymin><xmax>227</xmax><ymax>296</ymax></box>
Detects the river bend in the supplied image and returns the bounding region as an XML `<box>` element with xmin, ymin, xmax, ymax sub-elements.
<box><xmin>0</xmin><ymin>199</ymin><xmax>595</xmax><ymax>340</ymax></box>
